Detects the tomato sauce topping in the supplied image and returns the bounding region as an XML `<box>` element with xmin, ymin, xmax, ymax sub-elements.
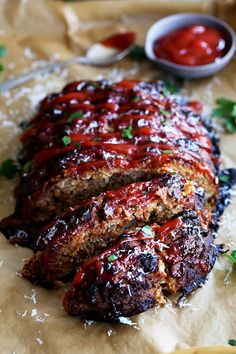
<box><xmin>153</xmin><ymin>25</ymin><xmax>226</xmax><ymax>66</ymax></box>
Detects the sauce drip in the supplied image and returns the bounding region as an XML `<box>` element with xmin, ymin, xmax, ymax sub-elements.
<box><xmin>101</xmin><ymin>32</ymin><xmax>136</xmax><ymax>51</ymax></box>
<box><xmin>153</xmin><ymin>25</ymin><xmax>226</xmax><ymax>66</ymax></box>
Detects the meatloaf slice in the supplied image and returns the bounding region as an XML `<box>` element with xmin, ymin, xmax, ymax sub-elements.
<box><xmin>63</xmin><ymin>210</ymin><xmax>221</xmax><ymax>322</ymax></box>
<box><xmin>21</xmin><ymin>173</ymin><xmax>205</xmax><ymax>287</ymax></box>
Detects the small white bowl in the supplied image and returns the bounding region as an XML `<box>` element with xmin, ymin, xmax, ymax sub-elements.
<box><xmin>145</xmin><ymin>13</ymin><xmax>236</xmax><ymax>79</ymax></box>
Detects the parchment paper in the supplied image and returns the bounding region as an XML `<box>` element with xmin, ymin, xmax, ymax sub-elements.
<box><xmin>0</xmin><ymin>1</ymin><xmax>236</xmax><ymax>353</ymax></box>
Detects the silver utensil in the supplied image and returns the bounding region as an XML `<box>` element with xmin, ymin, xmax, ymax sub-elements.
<box><xmin>0</xmin><ymin>43</ymin><xmax>132</xmax><ymax>91</ymax></box>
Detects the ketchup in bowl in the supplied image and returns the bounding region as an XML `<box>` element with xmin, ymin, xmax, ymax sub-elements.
<box><xmin>153</xmin><ymin>25</ymin><xmax>226</xmax><ymax>66</ymax></box>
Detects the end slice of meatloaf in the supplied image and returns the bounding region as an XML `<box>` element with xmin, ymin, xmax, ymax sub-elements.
<box><xmin>21</xmin><ymin>173</ymin><xmax>206</xmax><ymax>287</ymax></box>
<box><xmin>10</xmin><ymin>80</ymin><xmax>219</xmax><ymax>221</ymax></box>
<box><xmin>63</xmin><ymin>210</ymin><xmax>221</xmax><ymax>322</ymax></box>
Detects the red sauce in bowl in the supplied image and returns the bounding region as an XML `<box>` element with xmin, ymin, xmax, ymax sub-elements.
<box><xmin>153</xmin><ymin>25</ymin><xmax>226</xmax><ymax>66</ymax></box>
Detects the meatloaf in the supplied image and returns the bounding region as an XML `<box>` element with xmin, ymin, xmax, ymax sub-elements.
<box><xmin>8</xmin><ymin>80</ymin><xmax>219</xmax><ymax>222</ymax></box>
<box><xmin>0</xmin><ymin>79</ymin><xmax>232</xmax><ymax>322</ymax></box>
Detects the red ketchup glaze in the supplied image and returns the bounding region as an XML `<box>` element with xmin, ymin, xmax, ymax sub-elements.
<box><xmin>18</xmin><ymin>80</ymin><xmax>218</xmax><ymax>201</ymax></box>
<box><xmin>101</xmin><ymin>32</ymin><xmax>136</xmax><ymax>51</ymax></box>
<box><xmin>153</xmin><ymin>25</ymin><xmax>226</xmax><ymax>66</ymax></box>
<box><xmin>68</xmin><ymin>216</ymin><xmax>183</xmax><ymax>288</ymax></box>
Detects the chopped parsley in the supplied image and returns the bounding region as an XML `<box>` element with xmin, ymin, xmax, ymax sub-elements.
<box><xmin>67</xmin><ymin>111</ymin><xmax>83</xmax><ymax>122</ymax></box>
<box><xmin>121</xmin><ymin>125</ymin><xmax>133</xmax><ymax>139</ymax></box>
<box><xmin>212</xmin><ymin>98</ymin><xmax>236</xmax><ymax>133</ymax></box>
<box><xmin>224</xmin><ymin>250</ymin><xmax>236</xmax><ymax>264</ymax></box>
<box><xmin>219</xmin><ymin>174</ymin><xmax>231</xmax><ymax>184</ymax></box>
<box><xmin>133</xmin><ymin>95</ymin><xmax>140</xmax><ymax>102</ymax></box>
<box><xmin>160</xmin><ymin>109</ymin><xmax>169</xmax><ymax>116</ymax></box>
<box><xmin>93</xmin><ymin>136</ymin><xmax>103</xmax><ymax>142</ymax></box>
<box><xmin>161</xmin><ymin>149</ymin><xmax>173</xmax><ymax>154</ymax></box>
<box><xmin>162</xmin><ymin>119</ymin><xmax>168</xmax><ymax>126</ymax></box>
<box><xmin>128</xmin><ymin>44</ymin><xmax>146</xmax><ymax>61</ymax></box>
<box><xmin>62</xmin><ymin>136</ymin><xmax>71</xmax><ymax>146</ymax></box>
<box><xmin>141</xmin><ymin>225</ymin><xmax>153</xmax><ymax>237</ymax></box>
<box><xmin>0</xmin><ymin>158</ymin><xmax>19</xmax><ymax>179</ymax></box>
<box><xmin>23</xmin><ymin>160</ymin><xmax>35</xmax><ymax>173</ymax></box>
<box><xmin>0</xmin><ymin>45</ymin><xmax>7</xmax><ymax>57</ymax></box>
<box><xmin>143</xmin><ymin>190</ymin><xmax>148</xmax><ymax>195</ymax></box>
<box><xmin>108</xmin><ymin>254</ymin><xmax>118</xmax><ymax>262</ymax></box>
<box><xmin>0</xmin><ymin>63</ymin><xmax>4</xmax><ymax>73</ymax></box>
<box><xmin>228</xmin><ymin>339</ymin><xmax>236</xmax><ymax>346</ymax></box>
<box><xmin>162</xmin><ymin>79</ymin><xmax>180</xmax><ymax>95</ymax></box>
<box><xmin>75</xmin><ymin>143</ymin><xmax>81</xmax><ymax>149</ymax></box>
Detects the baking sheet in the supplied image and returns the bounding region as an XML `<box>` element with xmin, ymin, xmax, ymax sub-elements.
<box><xmin>0</xmin><ymin>1</ymin><xmax>236</xmax><ymax>353</ymax></box>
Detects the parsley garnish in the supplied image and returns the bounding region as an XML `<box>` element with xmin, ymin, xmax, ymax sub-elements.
<box><xmin>75</xmin><ymin>143</ymin><xmax>81</xmax><ymax>149</ymax></box>
<box><xmin>219</xmin><ymin>175</ymin><xmax>231</xmax><ymax>184</ymax></box>
<box><xmin>161</xmin><ymin>149</ymin><xmax>173</xmax><ymax>154</ymax></box>
<box><xmin>160</xmin><ymin>109</ymin><xmax>169</xmax><ymax>116</ymax></box>
<box><xmin>212</xmin><ymin>98</ymin><xmax>236</xmax><ymax>133</ymax></box>
<box><xmin>93</xmin><ymin>136</ymin><xmax>103</xmax><ymax>142</ymax></box>
<box><xmin>128</xmin><ymin>44</ymin><xmax>146</xmax><ymax>61</ymax></box>
<box><xmin>224</xmin><ymin>250</ymin><xmax>236</xmax><ymax>264</ymax></box>
<box><xmin>162</xmin><ymin>79</ymin><xmax>180</xmax><ymax>95</ymax></box>
<box><xmin>162</xmin><ymin>119</ymin><xmax>168</xmax><ymax>126</ymax></box>
<box><xmin>133</xmin><ymin>95</ymin><xmax>140</xmax><ymax>102</ymax></box>
<box><xmin>0</xmin><ymin>159</ymin><xmax>19</xmax><ymax>179</ymax></box>
<box><xmin>0</xmin><ymin>63</ymin><xmax>4</xmax><ymax>73</ymax></box>
<box><xmin>143</xmin><ymin>190</ymin><xmax>148</xmax><ymax>195</ymax></box>
<box><xmin>0</xmin><ymin>45</ymin><xmax>7</xmax><ymax>57</ymax></box>
<box><xmin>121</xmin><ymin>125</ymin><xmax>133</xmax><ymax>139</ymax></box>
<box><xmin>141</xmin><ymin>225</ymin><xmax>153</xmax><ymax>237</ymax></box>
<box><xmin>62</xmin><ymin>136</ymin><xmax>71</xmax><ymax>146</ymax></box>
<box><xmin>108</xmin><ymin>254</ymin><xmax>118</xmax><ymax>262</ymax></box>
<box><xmin>228</xmin><ymin>339</ymin><xmax>236</xmax><ymax>346</ymax></box>
<box><xmin>67</xmin><ymin>111</ymin><xmax>83</xmax><ymax>122</ymax></box>
<box><xmin>23</xmin><ymin>160</ymin><xmax>35</xmax><ymax>172</ymax></box>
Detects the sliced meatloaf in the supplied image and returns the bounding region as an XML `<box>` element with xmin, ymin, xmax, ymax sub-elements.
<box><xmin>21</xmin><ymin>173</ymin><xmax>206</xmax><ymax>287</ymax></box>
<box><xmin>9</xmin><ymin>80</ymin><xmax>219</xmax><ymax>221</ymax></box>
<box><xmin>63</xmin><ymin>210</ymin><xmax>221</xmax><ymax>321</ymax></box>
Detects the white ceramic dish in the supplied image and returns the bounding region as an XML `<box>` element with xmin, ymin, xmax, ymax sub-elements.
<box><xmin>145</xmin><ymin>13</ymin><xmax>236</xmax><ymax>79</ymax></box>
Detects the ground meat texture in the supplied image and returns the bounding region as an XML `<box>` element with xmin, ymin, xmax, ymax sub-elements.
<box><xmin>63</xmin><ymin>211</ymin><xmax>220</xmax><ymax>322</ymax></box>
<box><xmin>21</xmin><ymin>173</ymin><xmax>205</xmax><ymax>287</ymax></box>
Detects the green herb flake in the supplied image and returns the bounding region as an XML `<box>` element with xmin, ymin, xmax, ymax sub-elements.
<box><xmin>161</xmin><ymin>149</ymin><xmax>173</xmax><ymax>154</ymax></box>
<box><xmin>23</xmin><ymin>160</ymin><xmax>35</xmax><ymax>173</ymax></box>
<box><xmin>162</xmin><ymin>79</ymin><xmax>180</xmax><ymax>94</ymax></box>
<box><xmin>67</xmin><ymin>111</ymin><xmax>83</xmax><ymax>122</ymax></box>
<box><xmin>75</xmin><ymin>143</ymin><xmax>81</xmax><ymax>149</ymax></box>
<box><xmin>141</xmin><ymin>225</ymin><xmax>153</xmax><ymax>237</ymax></box>
<box><xmin>133</xmin><ymin>95</ymin><xmax>140</xmax><ymax>102</ymax></box>
<box><xmin>224</xmin><ymin>250</ymin><xmax>236</xmax><ymax>264</ymax></box>
<box><xmin>160</xmin><ymin>109</ymin><xmax>169</xmax><ymax>116</ymax></box>
<box><xmin>0</xmin><ymin>158</ymin><xmax>19</xmax><ymax>179</ymax></box>
<box><xmin>0</xmin><ymin>45</ymin><xmax>7</xmax><ymax>57</ymax></box>
<box><xmin>228</xmin><ymin>339</ymin><xmax>236</xmax><ymax>346</ymax></box>
<box><xmin>212</xmin><ymin>97</ymin><xmax>236</xmax><ymax>133</ymax></box>
<box><xmin>93</xmin><ymin>136</ymin><xmax>103</xmax><ymax>142</ymax></box>
<box><xmin>128</xmin><ymin>44</ymin><xmax>146</xmax><ymax>61</ymax></box>
<box><xmin>62</xmin><ymin>136</ymin><xmax>71</xmax><ymax>146</ymax></box>
<box><xmin>162</xmin><ymin>119</ymin><xmax>168</xmax><ymax>126</ymax></box>
<box><xmin>0</xmin><ymin>63</ymin><xmax>4</xmax><ymax>73</ymax></box>
<box><xmin>121</xmin><ymin>125</ymin><xmax>133</xmax><ymax>139</ymax></box>
<box><xmin>108</xmin><ymin>254</ymin><xmax>118</xmax><ymax>262</ymax></box>
<box><xmin>143</xmin><ymin>190</ymin><xmax>148</xmax><ymax>195</ymax></box>
<box><xmin>219</xmin><ymin>175</ymin><xmax>231</xmax><ymax>184</ymax></box>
